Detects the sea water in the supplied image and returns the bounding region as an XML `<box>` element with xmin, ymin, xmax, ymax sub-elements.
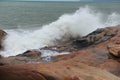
<box><xmin>0</xmin><ymin>2</ymin><xmax>120</xmax><ymax>57</ymax></box>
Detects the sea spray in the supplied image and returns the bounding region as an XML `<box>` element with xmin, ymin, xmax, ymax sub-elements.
<box><xmin>1</xmin><ymin>6</ymin><xmax>120</xmax><ymax>57</ymax></box>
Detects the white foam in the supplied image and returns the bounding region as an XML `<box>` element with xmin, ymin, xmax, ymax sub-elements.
<box><xmin>1</xmin><ymin>6</ymin><xmax>120</xmax><ymax>57</ymax></box>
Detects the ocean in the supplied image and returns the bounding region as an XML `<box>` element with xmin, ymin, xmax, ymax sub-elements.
<box><xmin>0</xmin><ymin>2</ymin><xmax>120</xmax><ymax>57</ymax></box>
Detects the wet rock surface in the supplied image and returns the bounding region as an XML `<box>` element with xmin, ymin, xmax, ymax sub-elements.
<box><xmin>17</xmin><ymin>49</ymin><xmax>42</xmax><ymax>58</ymax></box>
<box><xmin>0</xmin><ymin>25</ymin><xmax>120</xmax><ymax>80</ymax></box>
<box><xmin>72</xmin><ymin>27</ymin><xmax>118</xmax><ymax>49</ymax></box>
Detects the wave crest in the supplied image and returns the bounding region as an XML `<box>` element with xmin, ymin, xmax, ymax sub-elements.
<box><xmin>1</xmin><ymin>6</ymin><xmax>120</xmax><ymax>57</ymax></box>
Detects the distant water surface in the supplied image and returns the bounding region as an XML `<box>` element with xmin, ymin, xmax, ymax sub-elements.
<box><xmin>0</xmin><ymin>2</ymin><xmax>120</xmax><ymax>29</ymax></box>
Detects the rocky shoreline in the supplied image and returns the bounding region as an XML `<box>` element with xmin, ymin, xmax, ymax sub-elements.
<box><xmin>0</xmin><ymin>25</ymin><xmax>120</xmax><ymax>80</ymax></box>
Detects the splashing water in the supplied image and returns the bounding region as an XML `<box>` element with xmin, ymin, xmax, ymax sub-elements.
<box><xmin>1</xmin><ymin>7</ymin><xmax>120</xmax><ymax>57</ymax></box>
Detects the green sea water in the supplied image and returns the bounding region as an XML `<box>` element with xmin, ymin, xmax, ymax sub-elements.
<box><xmin>0</xmin><ymin>2</ymin><xmax>120</xmax><ymax>29</ymax></box>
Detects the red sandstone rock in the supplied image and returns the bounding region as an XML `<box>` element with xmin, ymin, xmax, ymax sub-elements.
<box><xmin>0</xmin><ymin>62</ymin><xmax>120</xmax><ymax>80</ymax></box>
<box><xmin>0</xmin><ymin>65</ymin><xmax>47</xmax><ymax>80</ymax></box>
<box><xmin>0</xmin><ymin>56</ymin><xmax>42</xmax><ymax>65</ymax></box>
<box><xmin>108</xmin><ymin>44</ymin><xmax>120</xmax><ymax>57</ymax></box>
<box><xmin>52</xmin><ymin>25</ymin><xmax>120</xmax><ymax>77</ymax></box>
<box><xmin>1</xmin><ymin>26</ymin><xmax>120</xmax><ymax>80</ymax></box>
<box><xmin>100</xmin><ymin>60</ymin><xmax>120</xmax><ymax>77</ymax></box>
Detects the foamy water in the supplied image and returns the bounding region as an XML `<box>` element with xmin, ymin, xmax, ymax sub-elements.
<box><xmin>1</xmin><ymin>7</ymin><xmax>120</xmax><ymax>57</ymax></box>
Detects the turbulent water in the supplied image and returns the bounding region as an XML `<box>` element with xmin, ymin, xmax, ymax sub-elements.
<box><xmin>0</xmin><ymin>2</ymin><xmax>120</xmax><ymax>57</ymax></box>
